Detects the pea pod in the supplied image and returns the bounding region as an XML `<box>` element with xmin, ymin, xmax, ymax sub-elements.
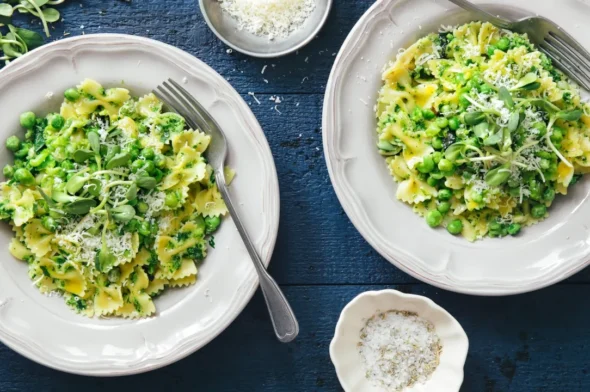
<box><xmin>106</xmin><ymin>152</ymin><xmax>131</xmax><ymax>169</ymax></box>
<box><xmin>73</xmin><ymin>149</ymin><xmax>94</xmax><ymax>163</ymax></box>
<box><xmin>136</xmin><ymin>176</ymin><xmax>157</xmax><ymax>190</ymax></box>
<box><xmin>485</xmin><ymin>163</ymin><xmax>512</xmax><ymax>186</ymax></box>
<box><xmin>111</xmin><ymin>205</ymin><xmax>136</xmax><ymax>223</ymax></box>
<box><xmin>63</xmin><ymin>198</ymin><xmax>97</xmax><ymax>215</ymax></box>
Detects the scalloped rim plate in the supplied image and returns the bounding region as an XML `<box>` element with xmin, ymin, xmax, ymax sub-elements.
<box><xmin>323</xmin><ymin>0</ymin><xmax>590</xmax><ymax>296</ymax></box>
<box><xmin>0</xmin><ymin>34</ymin><xmax>280</xmax><ymax>375</ymax></box>
<box><xmin>330</xmin><ymin>290</ymin><xmax>468</xmax><ymax>392</ymax></box>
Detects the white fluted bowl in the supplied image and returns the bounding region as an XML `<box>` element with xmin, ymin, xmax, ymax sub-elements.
<box><xmin>330</xmin><ymin>290</ymin><xmax>468</xmax><ymax>392</ymax></box>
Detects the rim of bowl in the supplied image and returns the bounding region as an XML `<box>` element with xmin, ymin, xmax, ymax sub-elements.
<box><xmin>198</xmin><ymin>0</ymin><xmax>333</xmax><ymax>58</ymax></box>
<box><xmin>329</xmin><ymin>289</ymin><xmax>469</xmax><ymax>391</ymax></box>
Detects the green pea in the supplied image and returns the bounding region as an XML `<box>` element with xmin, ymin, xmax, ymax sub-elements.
<box><xmin>205</xmin><ymin>215</ymin><xmax>222</xmax><ymax>234</ymax></box>
<box><xmin>20</xmin><ymin>112</ymin><xmax>36</xmax><ymax>129</ymax></box>
<box><xmin>432</xmin><ymin>137</ymin><xmax>443</xmax><ymax>150</ymax></box>
<box><xmin>138</xmin><ymin>221</ymin><xmax>151</xmax><ymax>236</ymax></box>
<box><xmin>441</xmin><ymin>105</ymin><xmax>452</xmax><ymax>116</ymax></box>
<box><xmin>544</xmin><ymin>188</ymin><xmax>556</xmax><ymax>202</ymax></box>
<box><xmin>489</xmin><ymin>221</ymin><xmax>502</xmax><ymax>232</ymax></box>
<box><xmin>472</xmin><ymin>192</ymin><xmax>484</xmax><ymax>203</ymax></box>
<box><xmin>427</xmin><ymin>176</ymin><xmax>439</xmax><ymax>187</ymax></box>
<box><xmin>465</xmin><ymin>79</ymin><xmax>478</xmax><ymax>91</ymax></box>
<box><xmin>426</xmin><ymin>210</ymin><xmax>443</xmax><ymax>227</ymax></box>
<box><xmin>422</xmin><ymin>109</ymin><xmax>435</xmax><ymax>120</ymax></box>
<box><xmin>535</xmin><ymin>150</ymin><xmax>552</xmax><ymax>159</ymax></box>
<box><xmin>540</xmin><ymin>159</ymin><xmax>550</xmax><ymax>170</ymax></box>
<box><xmin>507</xmin><ymin>223</ymin><xmax>521</xmax><ymax>236</ymax></box>
<box><xmin>532</xmin><ymin>122</ymin><xmax>547</xmax><ymax>137</ymax></box>
<box><xmin>417</xmin><ymin>156</ymin><xmax>435</xmax><ymax>173</ymax></box>
<box><xmin>41</xmin><ymin>216</ymin><xmax>58</xmax><ymax>232</ymax></box>
<box><xmin>438</xmin><ymin>159</ymin><xmax>454</xmax><ymax>172</ymax></box>
<box><xmin>3</xmin><ymin>164</ymin><xmax>14</xmax><ymax>178</ymax></box>
<box><xmin>140</xmin><ymin>148</ymin><xmax>155</xmax><ymax>160</ymax></box>
<box><xmin>411</xmin><ymin>107</ymin><xmax>423</xmax><ymax>122</ymax></box>
<box><xmin>447</xmin><ymin>219</ymin><xmax>463</xmax><ymax>235</ymax></box>
<box><xmin>550</xmin><ymin>127</ymin><xmax>564</xmax><ymax>143</ymax></box>
<box><xmin>137</xmin><ymin>201</ymin><xmax>149</xmax><ymax>214</ymax></box>
<box><xmin>437</xmin><ymin>201</ymin><xmax>451</xmax><ymax>214</ymax></box>
<box><xmin>154</xmin><ymin>155</ymin><xmax>167</xmax><ymax>169</ymax></box>
<box><xmin>449</xmin><ymin>117</ymin><xmax>460</xmax><ymax>130</ymax></box>
<box><xmin>6</xmin><ymin>135</ymin><xmax>21</xmax><ymax>152</ymax></box>
<box><xmin>487</xmin><ymin>45</ymin><xmax>497</xmax><ymax>56</ymax></box>
<box><xmin>14</xmin><ymin>168</ymin><xmax>35</xmax><ymax>186</ymax></box>
<box><xmin>497</xmin><ymin>37</ymin><xmax>510</xmax><ymax>51</ymax></box>
<box><xmin>131</xmin><ymin>159</ymin><xmax>144</xmax><ymax>173</ymax></box>
<box><xmin>432</xmin><ymin>152</ymin><xmax>443</xmax><ymax>164</ymax></box>
<box><xmin>438</xmin><ymin>189</ymin><xmax>452</xmax><ymax>201</ymax></box>
<box><xmin>154</xmin><ymin>168</ymin><xmax>164</xmax><ymax>182</ymax></box>
<box><xmin>165</xmin><ymin>192</ymin><xmax>179</xmax><ymax>208</ymax></box>
<box><xmin>142</xmin><ymin>160</ymin><xmax>156</xmax><ymax>175</ymax></box>
<box><xmin>531</xmin><ymin>204</ymin><xmax>547</xmax><ymax>218</ymax></box>
<box><xmin>64</xmin><ymin>88</ymin><xmax>80</xmax><ymax>102</ymax></box>
<box><xmin>435</xmin><ymin>117</ymin><xmax>448</xmax><ymax>129</ymax></box>
<box><xmin>425</xmin><ymin>124</ymin><xmax>441</xmax><ymax>137</ymax></box>
<box><xmin>50</xmin><ymin>114</ymin><xmax>65</xmax><ymax>130</ymax></box>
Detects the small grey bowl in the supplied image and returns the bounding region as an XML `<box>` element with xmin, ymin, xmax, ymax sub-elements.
<box><xmin>199</xmin><ymin>0</ymin><xmax>333</xmax><ymax>58</ymax></box>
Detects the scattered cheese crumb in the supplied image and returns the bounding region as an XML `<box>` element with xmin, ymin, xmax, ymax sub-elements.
<box><xmin>248</xmin><ymin>92</ymin><xmax>261</xmax><ymax>105</ymax></box>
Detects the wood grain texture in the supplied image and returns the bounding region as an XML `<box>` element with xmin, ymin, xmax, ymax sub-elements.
<box><xmin>1</xmin><ymin>0</ymin><xmax>590</xmax><ymax>391</ymax></box>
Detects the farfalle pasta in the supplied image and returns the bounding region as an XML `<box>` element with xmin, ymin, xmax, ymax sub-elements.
<box><xmin>376</xmin><ymin>22</ymin><xmax>590</xmax><ymax>241</ymax></box>
<box><xmin>0</xmin><ymin>79</ymin><xmax>230</xmax><ymax>318</ymax></box>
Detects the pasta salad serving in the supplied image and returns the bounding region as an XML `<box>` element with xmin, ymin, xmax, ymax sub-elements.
<box><xmin>376</xmin><ymin>22</ymin><xmax>590</xmax><ymax>241</ymax></box>
<box><xmin>1</xmin><ymin>79</ymin><xmax>232</xmax><ymax>318</ymax></box>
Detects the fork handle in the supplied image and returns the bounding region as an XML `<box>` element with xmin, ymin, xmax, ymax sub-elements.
<box><xmin>447</xmin><ymin>0</ymin><xmax>512</xmax><ymax>29</ymax></box>
<box><xmin>216</xmin><ymin>175</ymin><xmax>299</xmax><ymax>343</ymax></box>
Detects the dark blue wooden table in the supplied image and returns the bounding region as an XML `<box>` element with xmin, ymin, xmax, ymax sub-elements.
<box><xmin>2</xmin><ymin>1</ymin><xmax>590</xmax><ymax>391</ymax></box>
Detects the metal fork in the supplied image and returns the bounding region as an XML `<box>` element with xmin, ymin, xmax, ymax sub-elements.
<box><xmin>448</xmin><ymin>0</ymin><xmax>590</xmax><ymax>90</ymax></box>
<box><xmin>154</xmin><ymin>79</ymin><xmax>299</xmax><ymax>343</ymax></box>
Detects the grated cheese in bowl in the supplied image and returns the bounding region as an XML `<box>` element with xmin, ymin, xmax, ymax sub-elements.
<box><xmin>358</xmin><ymin>310</ymin><xmax>442</xmax><ymax>391</ymax></box>
<box><xmin>219</xmin><ymin>0</ymin><xmax>316</xmax><ymax>40</ymax></box>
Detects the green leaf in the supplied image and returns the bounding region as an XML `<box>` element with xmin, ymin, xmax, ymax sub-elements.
<box><xmin>106</xmin><ymin>152</ymin><xmax>131</xmax><ymax>169</ymax></box>
<box><xmin>95</xmin><ymin>247</ymin><xmax>116</xmax><ymax>273</ymax></box>
<box><xmin>86</xmin><ymin>179</ymin><xmax>101</xmax><ymax>197</ymax></box>
<box><xmin>557</xmin><ymin>109</ymin><xmax>583</xmax><ymax>122</ymax></box>
<box><xmin>520</xmin><ymin>81</ymin><xmax>541</xmax><ymax>91</ymax></box>
<box><xmin>485</xmin><ymin>163</ymin><xmax>512</xmax><ymax>186</ymax></box>
<box><xmin>65</xmin><ymin>174</ymin><xmax>89</xmax><ymax>195</ymax></box>
<box><xmin>473</xmin><ymin>122</ymin><xmax>490</xmax><ymax>139</ymax></box>
<box><xmin>126</xmin><ymin>183</ymin><xmax>138</xmax><ymax>200</ymax></box>
<box><xmin>511</xmin><ymin>73</ymin><xmax>538</xmax><ymax>90</ymax></box>
<box><xmin>507</xmin><ymin>112</ymin><xmax>520</xmax><ymax>133</ymax></box>
<box><xmin>72</xmin><ymin>149</ymin><xmax>94</xmax><ymax>163</ymax></box>
<box><xmin>529</xmin><ymin>99</ymin><xmax>559</xmax><ymax>114</ymax></box>
<box><xmin>136</xmin><ymin>176</ymin><xmax>157</xmax><ymax>190</ymax></box>
<box><xmin>51</xmin><ymin>188</ymin><xmax>79</xmax><ymax>203</ymax></box>
<box><xmin>498</xmin><ymin>87</ymin><xmax>514</xmax><ymax>109</ymax></box>
<box><xmin>14</xmin><ymin>27</ymin><xmax>43</xmax><ymax>49</ymax></box>
<box><xmin>483</xmin><ymin>129</ymin><xmax>503</xmax><ymax>146</ymax></box>
<box><xmin>502</xmin><ymin>127</ymin><xmax>512</xmax><ymax>150</ymax></box>
<box><xmin>27</xmin><ymin>0</ymin><xmax>50</xmax><ymax>7</ymax></box>
<box><xmin>2</xmin><ymin>32</ymin><xmax>24</xmax><ymax>58</ymax></box>
<box><xmin>36</xmin><ymin>187</ymin><xmax>55</xmax><ymax>207</ymax></box>
<box><xmin>444</xmin><ymin>142</ymin><xmax>466</xmax><ymax>161</ymax></box>
<box><xmin>111</xmin><ymin>205</ymin><xmax>135</xmax><ymax>223</ymax></box>
<box><xmin>42</xmin><ymin>7</ymin><xmax>59</xmax><ymax>22</ymax></box>
<box><xmin>464</xmin><ymin>111</ymin><xmax>486</xmax><ymax>126</ymax></box>
<box><xmin>0</xmin><ymin>4</ymin><xmax>14</xmax><ymax>17</ymax></box>
<box><xmin>63</xmin><ymin>198</ymin><xmax>97</xmax><ymax>215</ymax></box>
<box><xmin>88</xmin><ymin>132</ymin><xmax>100</xmax><ymax>154</ymax></box>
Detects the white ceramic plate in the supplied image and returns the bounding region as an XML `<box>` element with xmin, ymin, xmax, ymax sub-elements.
<box><xmin>323</xmin><ymin>0</ymin><xmax>590</xmax><ymax>295</ymax></box>
<box><xmin>0</xmin><ymin>34</ymin><xmax>280</xmax><ymax>375</ymax></box>
<box><xmin>330</xmin><ymin>290</ymin><xmax>468</xmax><ymax>392</ymax></box>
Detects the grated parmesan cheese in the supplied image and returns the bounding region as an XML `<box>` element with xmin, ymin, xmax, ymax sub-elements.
<box><xmin>219</xmin><ymin>0</ymin><xmax>316</xmax><ymax>40</ymax></box>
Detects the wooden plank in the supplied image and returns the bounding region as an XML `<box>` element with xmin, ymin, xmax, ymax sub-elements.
<box><xmin>2</xmin><ymin>284</ymin><xmax>590</xmax><ymax>391</ymax></box>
